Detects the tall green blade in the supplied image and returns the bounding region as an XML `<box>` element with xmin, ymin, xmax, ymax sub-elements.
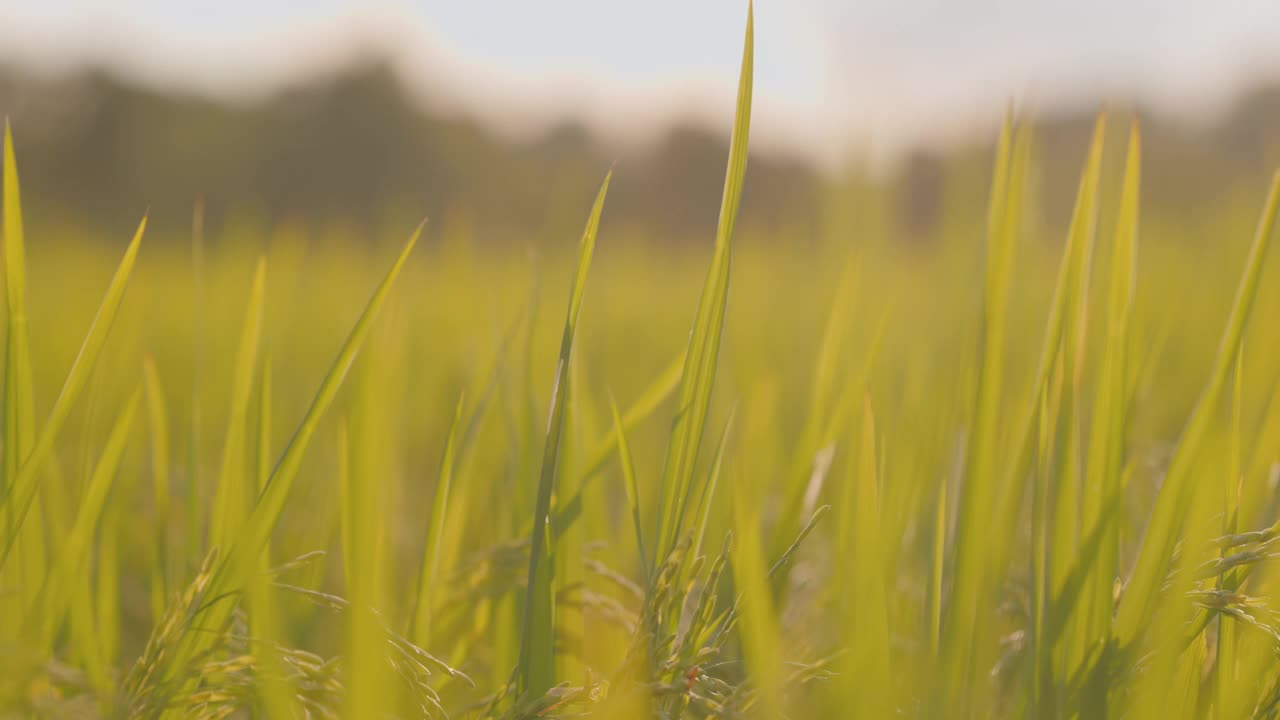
<box><xmin>249</xmin><ymin>350</ymin><xmax>292</xmax><ymax>720</ymax></box>
<box><xmin>843</xmin><ymin>396</ymin><xmax>891</xmax><ymax>715</ymax></box>
<box><xmin>655</xmin><ymin>1</ymin><xmax>753</xmax><ymax>567</ymax></box>
<box><xmin>940</xmin><ymin>110</ymin><xmax>1023</xmax><ymax>706</ymax></box>
<box><xmin>986</xmin><ymin>116</ymin><xmax>1107</xmax><ymax>693</ymax></box>
<box><xmin>186</xmin><ymin>199</ymin><xmax>206</xmax><ymax>573</ymax></box>
<box><xmin>731</xmin><ymin>471</ymin><xmax>784</xmax><ymax>718</ymax></box>
<box><xmin>345</xmin><ymin>331</ymin><xmax>397</xmax><ymax>720</ymax></box>
<box><xmin>209</xmin><ymin>257</ymin><xmax>267</xmax><ymax>551</ymax></box>
<box><xmin>94</xmin><ymin>500</ymin><xmax>121</xmax><ymax>688</ymax></box>
<box><xmin>609</xmin><ymin>395</ymin><xmax>647</xmax><ymax>580</ymax></box>
<box><xmin>994</xmin><ymin>115</ymin><xmax>1108</xmax><ymax>571</ymax></box>
<box><xmin>256</xmin><ymin>351</ymin><xmax>272</xmax><ymax>495</ymax></box>
<box><xmin>1215</xmin><ymin>346</ymin><xmax>1245</xmax><ymax>717</ymax></box>
<box><xmin>150</xmin><ymin>223</ymin><xmax>420</xmax><ymax>702</ymax></box>
<box><xmin>552</xmin><ymin>350</ymin><xmax>684</xmax><ymax>536</ymax></box>
<box><xmin>517</xmin><ymin>171</ymin><xmax>611</xmax><ymax>698</ymax></box>
<box><xmin>2</xmin><ymin>120</ymin><xmax>41</xmax><ymax>625</ymax></box>
<box><xmin>947</xmin><ymin>116</ymin><xmax>1105</xmax><ymax>710</ymax></box>
<box><xmin>411</xmin><ymin>392</ymin><xmax>465</xmax><ymax>646</ymax></box>
<box><xmin>336</xmin><ymin>419</ymin><xmax>352</xmax><ymax>590</ymax></box>
<box><xmin>31</xmin><ymin>388</ymin><xmax>140</xmax><ymax>652</ymax></box>
<box><xmin>692</xmin><ymin>411</ymin><xmax>734</xmax><ymax>564</ymax></box>
<box><xmin>1079</xmin><ymin>121</ymin><xmax>1140</xmax><ymax>677</ymax></box>
<box><xmin>221</xmin><ymin>222</ymin><xmax>421</xmax><ymax>589</ymax></box>
<box><xmin>142</xmin><ymin>356</ymin><xmax>171</xmax><ymax>622</ymax></box>
<box><xmin>0</xmin><ymin>215</ymin><xmax>146</xmax><ymax>567</ymax></box>
<box><xmin>1116</xmin><ymin>172</ymin><xmax>1280</xmax><ymax>649</ymax></box>
<box><xmin>771</xmin><ymin>256</ymin><xmax>859</xmax><ymax>560</ymax></box>
<box><xmin>2</xmin><ymin>120</ymin><xmax>35</xmax><ymax>493</ymax></box>
<box><xmin>1029</xmin><ymin>357</ymin><xmax>1065</xmax><ymax>715</ymax></box>
<box><xmin>1051</xmin><ymin>117</ymin><xmax>1107</xmax><ymax>675</ymax></box>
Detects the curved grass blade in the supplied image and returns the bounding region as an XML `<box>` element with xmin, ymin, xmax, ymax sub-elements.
<box><xmin>142</xmin><ymin>356</ymin><xmax>171</xmax><ymax>621</ymax></box>
<box><xmin>2</xmin><ymin>120</ymin><xmax>43</xmax><ymax>619</ymax></box>
<box><xmin>609</xmin><ymin>394</ymin><xmax>647</xmax><ymax>581</ymax></box>
<box><xmin>0</xmin><ymin>215</ymin><xmax>146</xmax><ymax>568</ymax></box>
<box><xmin>337</xmin><ymin>419</ymin><xmax>352</xmax><ymax>588</ymax></box>
<box><xmin>693</xmin><ymin>410</ymin><xmax>734</xmax><ymax>564</ymax></box>
<box><xmin>655</xmin><ymin>0</ymin><xmax>753</xmax><ymax>568</ymax></box>
<box><xmin>770</xmin><ymin>255</ymin><xmax>858</xmax><ymax>558</ymax></box>
<box><xmin>947</xmin><ymin>116</ymin><xmax>1104</xmax><ymax>709</ymax></box>
<box><xmin>152</xmin><ymin>222</ymin><xmax>421</xmax><ymax>699</ymax></box>
<box><xmin>1216</xmin><ymin>345</ymin><xmax>1245</xmax><ymax>714</ymax></box>
<box><xmin>248</xmin><ymin>349</ymin><xmax>292</xmax><ymax>720</ymax></box>
<box><xmin>345</xmin><ymin>334</ymin><xmax>398</xmax><ymax>720</ymax></box>
<box><xmin>843</xmin><ymin>396</ymin><xmax>891</xmax><ymax>715</ymax></box>
<box><xmin>256</xmin><ymin>349</ymin><xmax>272</xmax><ymax>494</ymax></box>
<box><xmin>3</xmin><ymin>119</ymin><xmax>35</xmax><ymax>494</ymax></box>
<box><xmin>1007</xmin><ymin>116</ymin><xmax>1107</xmax><ymax>687</ymax></box>
<box><xmin>209</xmin><ymin>257</ymin><xmax>267</xmax><ymax>551</ymax></box>
<box><xmin>552</xmin><ymin>350</ymin><xmax>683</xmax><ymax>537</ymax></box>
<box><xmin>940</xmin><ymin>109</ymin><xmax>1025</xmax><ymax>706</ymax></box>
<box><xmin>1078</xmin><ymin>121</ymin><xmax>1140</xmax><ymax>672</ymax></box>
<box><xmin>730</xmin><ymin>468</ymin><xmax>784</xmax><ymax>718</ymax></box>
<box><xmin>30</xmin><ymin>387</ymin><xmax>140</xmax><ymax>652</ymax></box>
<box><xmin>1029</xmin><ymin>360</ymin><xmax>1064</xmax><ymax>714</ymax></box>
<box><xmin>222</xmin><ymin>222</ymin><xmax>422</xmax><ymax>587</ymax></box>
<box><xmin>186</xmin><ymin>199</ymin><xmax>206</xmax><ymax>574</ymax></box>
<box><xmin>1115</xmin><ymin>171</ymin><xmax>1280</xmax><ymax>650</ymax></box>
<box><xmin>974</xmin><ymin>117</ymin><xmax>1106</xmax><ymax>703</ymax></box>
<box><xmin>518</xmin><ymin>171</ymin><xmax>612</xmax><ymax>698</ymax></box>
<box><xmin>411</xmin><ymin>391</ymin><xmax>466</xmax><ymax>646</ymax></box>
<box><xmin>94</xmin><ymin>500</ymin><xmax>121</xmax><ymax>687</ymax></box>
<box><xmin>770</xmin><ymin>309</ymin><xmax>886</xmax><ymax>602</ymax></box>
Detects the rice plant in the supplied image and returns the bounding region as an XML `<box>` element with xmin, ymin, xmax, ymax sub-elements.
<box><xmin>4</xmin><ymin>2</ymin><xmax>1280</xmax><ymax>718</ymax></box>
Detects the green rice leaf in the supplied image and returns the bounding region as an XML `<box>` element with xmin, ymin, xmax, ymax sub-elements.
<box><xmin>693</xmin><ymin>411</ymin><xmax>734</xmax><ymax>564</ymax></box>
<box><xmin>222</xmin><ymin>222</ymin><xmax>421</xmax><ymax>586</ymax></box>
<box><xmin>518</xmin><ymin>171</ymin><xmax>612</xmax><ymax>698</ymax></box>
<box><xmin>31</xmin><ymin>387</ymin><xmax>140</xmax><ymax>651</ymax></box>
<box><xmin>730</xmin><ymin>465</ymin><xmax>784</xmax><ymax>718</ymax></box>
<box><xmin>151</xmin><ymin>222</ymin><xmax>420</xmax><ymax>700</ymax></box>
<box><xmin>770</xmin><ymin>256</ymin><xmax>858</xmax><ymax>560</ymax></box>
<box><xmin>0</xmin><ymin>215</ymin><xmax>146</xmax><ymax>568</ymax></box>
<box><xmin>1079</xmin><ymin>120</ymin><xmax>1140</xmax><ymax>665</ymax></box>
<box><xmin>2</xmin><ymin>120</ymin><xmax>43</xmax><ymax>618</ymax></box>
<box><xmin>248</xmin><ymin>349</ymin><xmax>292</xmax><ymax>720</ymax></box>
<box><xmin>552</xmin><ymin>350</ymin><xmax>683</xmax><ymax>537</ymax></box>
<box><xmin>411</xmin><ymin>391</ymin><xmax>466</xmax><ymax>646</ymax></box>
<box><xmin>142</xmin><ymin>356</ymin><xmax>171</xmax><ymax>622</ymax></box>
<box><xmin>256</xmin><ymin>349</ymin><xmax>273</xmax><ymax>494</ymax></box>
<box><xmin>609</xmin><ymin>394</ymin><xmax>647</xmax><ymax>580</ymax></box>
<box><xmin>941</xmin><ymin>110</ymin><xmax>1024</xmax><ymax>707</ymax></box>
<box><xmin>209</xmin><ymin>257</ymin><xmax>267</xmax><ymax>551</ymax></box>
<box><xmin>843</xmin><ymin>396</ymin><xmax>891</xmax><ymax>714</ymax></box>
<box><xmin>336</xmin><ymin>418</ymin><xmax>352</xmax><ymax>589</ymax></box>
<box><xmin>655</xmin><ymin>0</ymin><xmax>753</xmax><ymax>567</ymax></box>
<box><xmin>1115</xmin><ymin>171</ymin><xmax>1280</xmax><ymax>650</ymax></box>
<box><xmin>3</xmin><ymin>119</ymin><xmax>35</xmax><ymax>493</ymax></box>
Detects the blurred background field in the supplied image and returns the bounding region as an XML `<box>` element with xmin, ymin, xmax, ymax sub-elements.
<box><xmin>5</xmin><ymin>2</ymin><xmax>1280</xmax><ymax>718</ymax></box>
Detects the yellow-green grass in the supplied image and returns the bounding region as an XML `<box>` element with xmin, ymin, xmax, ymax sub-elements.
<box><xmin>5</xmin><ymin>4</ymin><xmax>1280</xmax><ymax>717</ymax></box>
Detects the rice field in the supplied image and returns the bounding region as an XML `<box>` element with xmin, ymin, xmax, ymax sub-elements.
<box><xmin>5</xmin><ymin>5</ymin><xmax>1280</xmax><ymax>719</ymax></box>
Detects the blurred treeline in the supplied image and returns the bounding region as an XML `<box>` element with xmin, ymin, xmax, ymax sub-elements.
<box><xmin>2</xmin><ymin>56</ymin><xmax>1280</xmax><ymax>246</ymax></box>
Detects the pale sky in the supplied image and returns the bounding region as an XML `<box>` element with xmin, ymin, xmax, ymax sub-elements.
<box><xmin>3</xmin><ymin>1</ymin><xmax>1280</xmax><ymax>167</ymax></box>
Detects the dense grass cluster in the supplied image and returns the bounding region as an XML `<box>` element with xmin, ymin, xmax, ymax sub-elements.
<box><xmin>5</xmin><ymin>5</ymin><xmax>1280</xmax><ymax>718</ymax></box>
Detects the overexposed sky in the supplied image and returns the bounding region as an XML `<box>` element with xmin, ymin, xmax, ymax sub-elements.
<box><xmin>3</xmin><ymin>1</ymin><xmax>1280</xmax><ymax>167</ymax></box>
